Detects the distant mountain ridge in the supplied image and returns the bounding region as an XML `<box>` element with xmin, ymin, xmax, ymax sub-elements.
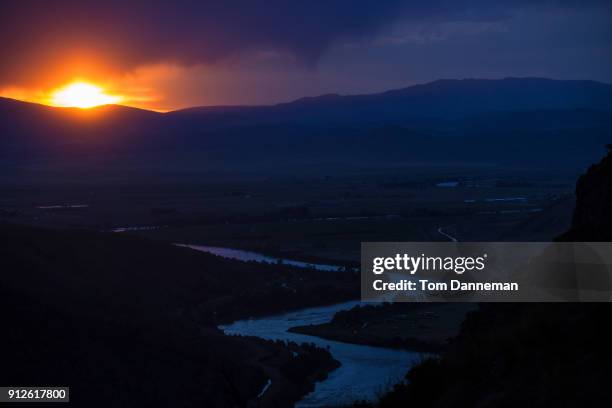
<box><xmin>2</xmin><ymin>78</ymin><xmax>612</xmax><ymax>175</ymax></box>
<box><xmin>167</xmin><ymin>77</ymin><xmax>612</xmax><ymax>126</ymax></box>
<box><xmin>3</xmin><ymin>77</ymin><xmax>612</xmax><ymax>117</ymax></box>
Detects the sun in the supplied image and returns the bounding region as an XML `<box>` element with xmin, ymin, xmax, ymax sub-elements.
<box><xmin>50</xmin><ymin>82</ymin><xmax>122</xmax><ymax>108</ymax></box>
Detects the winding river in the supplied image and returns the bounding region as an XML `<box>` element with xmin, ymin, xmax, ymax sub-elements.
<box><xmin>176</xmin><ymin>244</ymin><xmax>345</xmax><ymax>272</ymax></box>
<box><xmin>221</xmin><ymin>302</ymin><xmax>424</xmax><ymax>407</ymax></box>
<box><xmin>183</xmin><ymin>245</ymin><xmax>425</xmax><ymax>407</ymax></box>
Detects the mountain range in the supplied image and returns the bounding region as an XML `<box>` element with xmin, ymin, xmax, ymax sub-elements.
<box><xmin>2</xmin><ymin>78</ymin><xmax>612</xmax><ymax>177</ymax></box>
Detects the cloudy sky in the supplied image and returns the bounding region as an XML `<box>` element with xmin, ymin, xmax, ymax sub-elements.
<box><xmin>1</xmin><ymin>0</ymin><xmax>611</xmax><ymax>110</ymax></box>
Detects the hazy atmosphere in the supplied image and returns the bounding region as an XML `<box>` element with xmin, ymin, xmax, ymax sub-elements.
<box><xmin>1</xmin><ymin>1</ymin><xmax>611</xmax><ymax>110</ymax></box>
<box><xmin>2</xmin><ymin>1</ymin><xmax>612</xmax><ymax>407</ymax></box>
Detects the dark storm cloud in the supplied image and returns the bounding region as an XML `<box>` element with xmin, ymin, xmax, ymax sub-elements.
<box><xmin>0</xmin><ymin>0</ymin><xmax>609</xmax><ymax>86</ymax></box>
<box><xmin>1</xmin><ymin>0</ymin><xmax>405</xmax><ymax>85</ymax></box>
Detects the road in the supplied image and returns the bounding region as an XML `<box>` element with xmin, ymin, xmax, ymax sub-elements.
<box><xmin>437</xmin><ymin>226</ymin><xmax>458</xmax><ymax>242</ymax></box>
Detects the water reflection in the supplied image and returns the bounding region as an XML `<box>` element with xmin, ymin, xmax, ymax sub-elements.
<box><xmin>221</xmin><ymin>302</ymin><xmax>424</xmax><ymax>407</ymax></box>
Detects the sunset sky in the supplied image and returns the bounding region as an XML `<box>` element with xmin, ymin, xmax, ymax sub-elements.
<box><xmin>1</xmin><ymin>1</ymin><xmax>611</xmax><ymax>111</ymax></box>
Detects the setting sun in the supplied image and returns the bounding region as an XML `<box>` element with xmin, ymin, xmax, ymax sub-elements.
<box><xmin>50</xmin><ymin>82</ymin><xmax>122</xmax><ymax>108</ymax></box>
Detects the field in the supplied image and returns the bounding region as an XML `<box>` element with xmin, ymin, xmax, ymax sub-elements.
<box><xmin>1</xmin><ymin>164</ymin><xmax>576</xmax><ymax>264</ymax></box>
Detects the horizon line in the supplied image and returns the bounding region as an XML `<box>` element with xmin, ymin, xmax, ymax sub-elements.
<box><xmin>2</xmin><ymin>76</ymin><xmax>610</xmax><ymax>114</ymax></box>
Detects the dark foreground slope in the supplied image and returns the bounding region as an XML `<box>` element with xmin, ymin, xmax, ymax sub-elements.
<box><xmin>0</xmin><ymin>224</ymin><xmax>356</xmax><ymax>407</ymax></box>
<box><xmin>557</xmin><ymin>147</ymin><xmax>612</xmax><ymax>242</ymax></box>
<box><xmin>356</xmin><ymin>149</ymin><xmax>612</xmax><ymax>408</ymax></box>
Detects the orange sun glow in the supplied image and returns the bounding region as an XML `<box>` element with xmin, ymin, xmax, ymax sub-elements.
<box><xmin>49</xmin><ymin>82</ymin><xmax>122</xmax><ymax>108</ymax></box>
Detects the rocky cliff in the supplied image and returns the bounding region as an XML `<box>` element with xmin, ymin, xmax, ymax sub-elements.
<box><xmin>360</xmin><ymin>148</ymin><xmax>612</xmax><ymax>408</ymax></box>
<box><xmin>559</xmin><ymin>146</ymin><xmax>612</xmax><ymax>241</ymax></box>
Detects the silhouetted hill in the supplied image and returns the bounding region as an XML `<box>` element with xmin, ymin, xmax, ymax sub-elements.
<box><xmin>558</xmin><ymin>148</ymin><xmax>612</xmax><ymax>241</ymax></box>
<box><xmin>2</xmin><ymin>79</ymin><xmax>612</xmax><ymax>174</ymax></box>
<box><xmin>0</xmin><ymin>223</ymin><xmax>356</xmax><ymax>407</ymax></box>
<box><xmin>0</xmin><ymin>97</ymin><xmax>159</xmax><ymax>129</ymax></box>
<box><xmin>0</xmin><ymin>97</ymin><xmax>162</xmax><ymax>157</ymax></box>
<box><xmin>171</xmin><ymin>78</ymin><xmax>612</xmax><ymax>125</ymax></box>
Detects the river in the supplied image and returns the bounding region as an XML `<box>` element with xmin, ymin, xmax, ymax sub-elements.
<box><xmin>221</xmin><ymin>301</ymin><xmax>424</xmax><ymax>407</ymax></box>
<box><xmin>187</xmin><ymin>244</ymin><xmax>425</xmax><ymax>406</ymax></box>
<box><xmin>176</xmin><ymin>244</ymin><xmax>346</xmax><ymax>272</ymax></box>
